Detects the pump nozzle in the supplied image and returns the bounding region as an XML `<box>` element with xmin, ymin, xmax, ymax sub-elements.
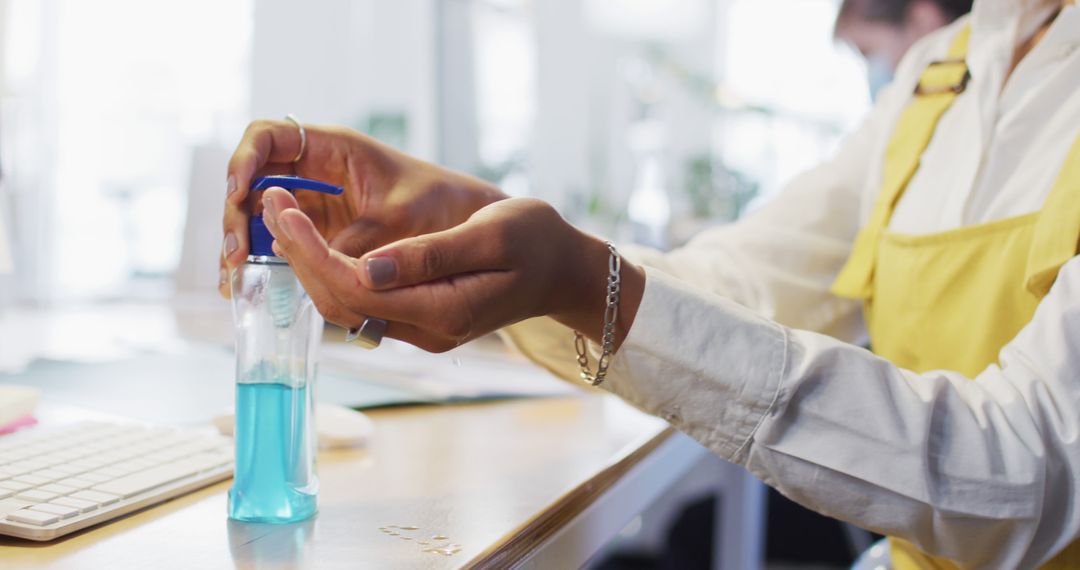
<box><xmin>248</xmin><ymin>176</ymin><xmax>344</xmax><ymax>257</ymax></box>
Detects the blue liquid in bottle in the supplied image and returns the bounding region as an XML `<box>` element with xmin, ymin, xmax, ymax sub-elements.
<box><xmin>228</xmin><ymin>381</ymin><xmax>317</xmax><ymax>522</ymax></box>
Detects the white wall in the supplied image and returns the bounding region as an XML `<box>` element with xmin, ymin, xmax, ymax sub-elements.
<box><xmin>251</xmin><ymin>0</ymin><xmax>438</xmax><ymax>161</ymax></box>
<box><xmin>531</xmin><ymin>0</ymin><xmax>722</xmax><ymax>232</ymax></box>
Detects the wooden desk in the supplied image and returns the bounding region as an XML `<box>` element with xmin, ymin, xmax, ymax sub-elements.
<box><xmin>0</xmin><ymin>302</ymin><xmax>726</xmax><ymax>568</ymax></box>
<box><xmin>0</xmin><ymin>396</ymin><xmax>709</xmax><ymax>569</ymax></box>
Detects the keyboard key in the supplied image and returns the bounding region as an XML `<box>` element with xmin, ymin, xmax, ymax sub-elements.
<box><xmin>0</xmin><ymin>480</ymin><xmax>33</xmax><ymax>493</ymax></box>
<box><xmin>14</xmin><ymin>446</ymin><xmax>51</xmax><ymax>459</ymax></box>
<box><xmin>66</xmin><ymin>459</ymin><xmax>102</xmax><ymax>470</ymax></box>
<box><xmin>189</xmin><ymin>452</ymin><xmax>231</xmax><ymax>470</ymax></box>
<box><xmin>95</xmin><ymin>452</ymin><xmax>127</xmax><ymax>464</ymax></box>
<box><xmin>51</xmin><ymin>497</ymin><xmax>98</xmax><ymax>514</ymax></box>
<box><xmin>4</xmin><ymin>450</ymin><xmax>34</xmax><ymax>461</ymax></box>
<box><xmin>49</xmin><ymin>463</ymin><xmax>89</xmax><ymax>475</ymax></box>
<box><xmin>30</xmin><ymin>503</ymin><xmax>79</xmax><ymax>519</ymax></box>
<box><xmin>145</xmin><ymin>450</ymin><xmax>185</xmax><ymax>463</ymax></box>
<box><xmin>78</xmin><ymin>472</ymin><xmax>112</xmax><ymax>483</ymax></box>
<box><xmin>56</xmin><ymin>477</ymin><xmax>96</xmax><ymax>490</ymax></box>
<box><xmin>93</xmin><ymin>461</ymin><xmax>202</xmax><ymax>499</ymax></box>
<box><xmin>172</xmin><ymin>440</ymin><xmax>222</xmax><ymax>457</ymax></box>
<box><xmin>110</xmin><ymin>462</ymin><xmax>147</xmax><ymax>476</ymax></box>
<box><xmin>94</xmin><ymin>466</ymin><xmax>130</xmax><ymax>478</ymax></box>
<box><xmin>70</xmin><ymin>490</ymin><xmax>120</xmax><ymax>506</ymax></box>
<box><xmin>38</xmin><ymin>484</ymin><xmax>77</xmax><ymax>496</ymax></box>
<box><xmin>0</xmin><ymin>498</ymin><xmax>33</xmax><ymax>516</ymax></box>
<box><xmin>125</xmin><ymin>457</ymin><xmax>156</xmax><ymax>469</ymax></box>
<box><xmin>5</xmin><ymin>462</ymin><xmax>39</xmax><ymax>476</ymax></box>
<box><xmin>7</xmin><ymin>508</ymin><xmax>59</xmax><ymax>526</ymax></box>
<box><xmin>35</xmin><ymin>454</ymin><xmax>67</xmax><ymax>467</ymax></box>
<box><xmin>49</xmin><ymin>449</ymin><xmax>88</xmax><ymax>461</ymax></box>
<box><xmin>15</xmin><ymin>489</ymin><xmax>60</xmax><ymax>503</ymax></box>
<box><xmin>12</xmin><ymin>474</ymin><xmax>51</xmax><ymax>486</ymax></box>
<box><xmin>33</xmin><ymin>469</ymin><xmax>70</xmax><ymax>482</ymax></box>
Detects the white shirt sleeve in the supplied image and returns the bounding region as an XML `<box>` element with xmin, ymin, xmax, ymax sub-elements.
<box><xmin>603</xmin><ymin>258</ymin><xmax>1080</xmax><ymax>569</ymax></box>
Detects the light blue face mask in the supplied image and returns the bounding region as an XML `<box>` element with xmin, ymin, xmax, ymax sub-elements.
<box><xmin>866</xmin><ymin>55</ymin><xmax>895</xmax><ymax>102</ymax></box>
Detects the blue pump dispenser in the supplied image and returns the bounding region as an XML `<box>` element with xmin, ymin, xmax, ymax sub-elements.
<box><xmin>247</xmin><ymin>176</ymin><xmax>344</xmax><ymax>257</ymax></box>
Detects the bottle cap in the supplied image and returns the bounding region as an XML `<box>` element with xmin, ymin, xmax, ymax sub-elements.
<box><xmin>248</xmin><ymin>176</ymin><xmax>344</xmax><ymax>256</ymax></box>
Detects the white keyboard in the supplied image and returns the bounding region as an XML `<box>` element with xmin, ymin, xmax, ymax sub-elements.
<box><xmin>0</xmin><ymin>421</ymin><xmax>232</xmax><ymax>541</ymax></box>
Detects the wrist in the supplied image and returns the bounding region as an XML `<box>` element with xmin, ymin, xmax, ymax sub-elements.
<box><xmin>551</xmin><ymin>231</ymin><xmax>645</xmax><ymax>352</ymax></box>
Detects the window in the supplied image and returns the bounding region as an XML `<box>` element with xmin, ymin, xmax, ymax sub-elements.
<box><xmin>2</xmin><ymin>0</ymin><xmax>252</xmax><ymax>301</ymax></box>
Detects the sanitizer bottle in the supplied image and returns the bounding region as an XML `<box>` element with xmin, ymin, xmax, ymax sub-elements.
<box><xmin>228</xmin><ymin>175</ymin><xmax>343</xmax><ymax>523</ymax></box>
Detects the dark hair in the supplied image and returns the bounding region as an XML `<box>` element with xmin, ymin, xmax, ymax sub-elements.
<box><xmin>837</xmin><ymin>0</ymin><xmax>972</xmax><ymax>26</ymax></box>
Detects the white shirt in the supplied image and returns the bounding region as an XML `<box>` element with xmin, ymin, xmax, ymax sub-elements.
<box><xmin>502</xmin><ymin>1</ymin><xmax>1080</xmax><ymax>567</ymax></box>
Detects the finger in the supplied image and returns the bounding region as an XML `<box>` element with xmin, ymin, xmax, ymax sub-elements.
<box><xmin>270</xmin><ymin>208</ymin><xmax>450</xmax><ymax>327</ymax></box>
<box><xmin>272</xmin><ymin>208</ymin><xmax>337</xmax><ymax>274</ymax></box>
<box><xmin>275</xmin><ymin>239</ymin><xmax>370</xmax><ymax>329</ymax></box>
<box><xmin>221</xmin><ymin>199</ymin><xmax>252</xmax><ymax>274</ymax></box>
<box><xmin>227</xmin><ymin>120</ymin><xmax>305</xmax><ymax>207</ymax></box>
<box><xmin>222</xmin><ymin>121</ymin><xmax>305</xmax><ymax>276</ymax></box>
<box><xmin>218</xmin><ymin>253</ymin><xmax>232</xmax><ymax>299</ymax></box>
<box><xmin>272</xmin><ymin>227</ymin><xmax>459</xmax><ymax>352</ymax></box>
<box><xmin>271</xmin><ymin>208</ymin><xmax>381</xmax><ymax>322</ymax></box>
<box><xmin>356</xmin><ymin>224</ymin><xmax>509</xmax><ymax>291</ymax></box>
<box><xmin>262</xmin><ymin>187</ymin><xmax>301</xmax><ymax>239</ymax></box>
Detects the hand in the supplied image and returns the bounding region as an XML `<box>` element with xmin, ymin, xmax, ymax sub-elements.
<box><xmin>261</xmin><ymin>189</ymin><xmax>646</xmax><ymax>353</ymax></box>
<box><xmin>220</xmin><ymin>119</ymin><xmax>506</xmax><ymax>297</ymax></box>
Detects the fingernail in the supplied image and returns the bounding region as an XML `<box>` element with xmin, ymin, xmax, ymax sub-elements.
<box><xmin>226</xmin><ymin>175</ymin><xmax>237</xmax><ymax>197</ymax></box>
<box><xmin>223</xmin><ymin>233</ymin><xmax>239</xmax><ymax>258</ymax></box>
<box><xmin>277</xmin><ymin>212</ymin><xmax>296</xmax><ymax>240</ymax></box>
<box><xmin>262</xmin><ymin>196</ymin><xmax>278</xmax><ymax>233</ymax></box>
<box><xmin>263</xmin><ymin>195</ymin><xmax>276</xmax><ymax>220</ymax></box>
<box><xmin>366</xmin><ymin>257</ymin><xmax>397</xmax><ymax>287</ymax></box>
<box><xmin>219</xmin><ymin>268</ymin><xmax>228</xmax><ymax>287</ymax></box>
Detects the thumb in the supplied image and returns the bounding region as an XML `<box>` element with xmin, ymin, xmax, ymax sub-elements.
<box><xmin>357</xmin><ymin>223</ymin><xmax>505</xmax><ymax>290</ymax></box>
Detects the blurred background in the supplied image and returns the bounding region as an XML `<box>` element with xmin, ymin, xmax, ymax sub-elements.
<box><xmin>0</xmin><ymin>1</ymin><xmax>880</xmax><ymax>567</ymax></box>
<box><xmin>0</xmin><ymin>0</ymin><xmax>870</xmax><ymax>309</ymax></box>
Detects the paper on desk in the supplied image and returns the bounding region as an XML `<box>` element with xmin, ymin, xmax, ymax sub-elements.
<box><xmin>2</xmin><ymin>338</ymin><xmax>577</xmax><ymax>425</ymax></box>
<box><xmin>320</xmin><ymin>337</ymin><xmax>578</xmax><ymax>401</ymax></box>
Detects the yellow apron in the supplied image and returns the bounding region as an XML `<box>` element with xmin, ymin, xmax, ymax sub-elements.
<box><xmin>832</xmin><ymin>26</ymin><xmax>1080</xmax><ymax>569</ymax></box>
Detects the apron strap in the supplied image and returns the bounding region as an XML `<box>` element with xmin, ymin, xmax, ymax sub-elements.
<box><xmin>832</xmin><ymin>25</ymin><xmax>973</xmax><ymax>300</ymax></box>
<box><xmin>1025</xmin><ymin>131</ymin><xmax>1080</xmax><ymax>297</ymax></box>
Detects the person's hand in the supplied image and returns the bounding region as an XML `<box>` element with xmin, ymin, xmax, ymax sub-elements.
<box><xmin>220</xmin><ymin>119</ymin><xmax>506</xmax><ymax>297</ymax></box>
<box><xmin>260</xmin><ymin>188</ymin><xmax>646</xmax><ymax>352</ymax></box>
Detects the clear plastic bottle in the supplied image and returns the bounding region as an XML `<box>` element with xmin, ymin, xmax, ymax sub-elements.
<box><xmin>228</xmin><ymin>175</ymin><xmax>343</xmax><ymax>523</ymax></box>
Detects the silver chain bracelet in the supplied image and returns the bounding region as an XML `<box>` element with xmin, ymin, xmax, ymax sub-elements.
<box><xmin>574</xmin><ymin>242</ymin><xmax>621</xmax><ymax>387</ymax></box>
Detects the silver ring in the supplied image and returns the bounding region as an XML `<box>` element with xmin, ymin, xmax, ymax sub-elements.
<box><xmin>346</xmin><ymin>317</ymin><xmax>388</xmax><ymax>349</ymax></box>
<box><xmin>285</xmin><ymin>113</ymin><xmax>306</xmax><ymax>163</ymax></box>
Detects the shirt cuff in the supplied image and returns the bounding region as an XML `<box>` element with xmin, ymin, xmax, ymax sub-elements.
<box><xmin>601</xmin><ymin>266</ymin><xmax>789</xmax><ymax>462</ymax></box>
<box><xmin>497</xmin><ymin>244</ymin><xmax>662</xmax><ymax>388</ymax></box>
